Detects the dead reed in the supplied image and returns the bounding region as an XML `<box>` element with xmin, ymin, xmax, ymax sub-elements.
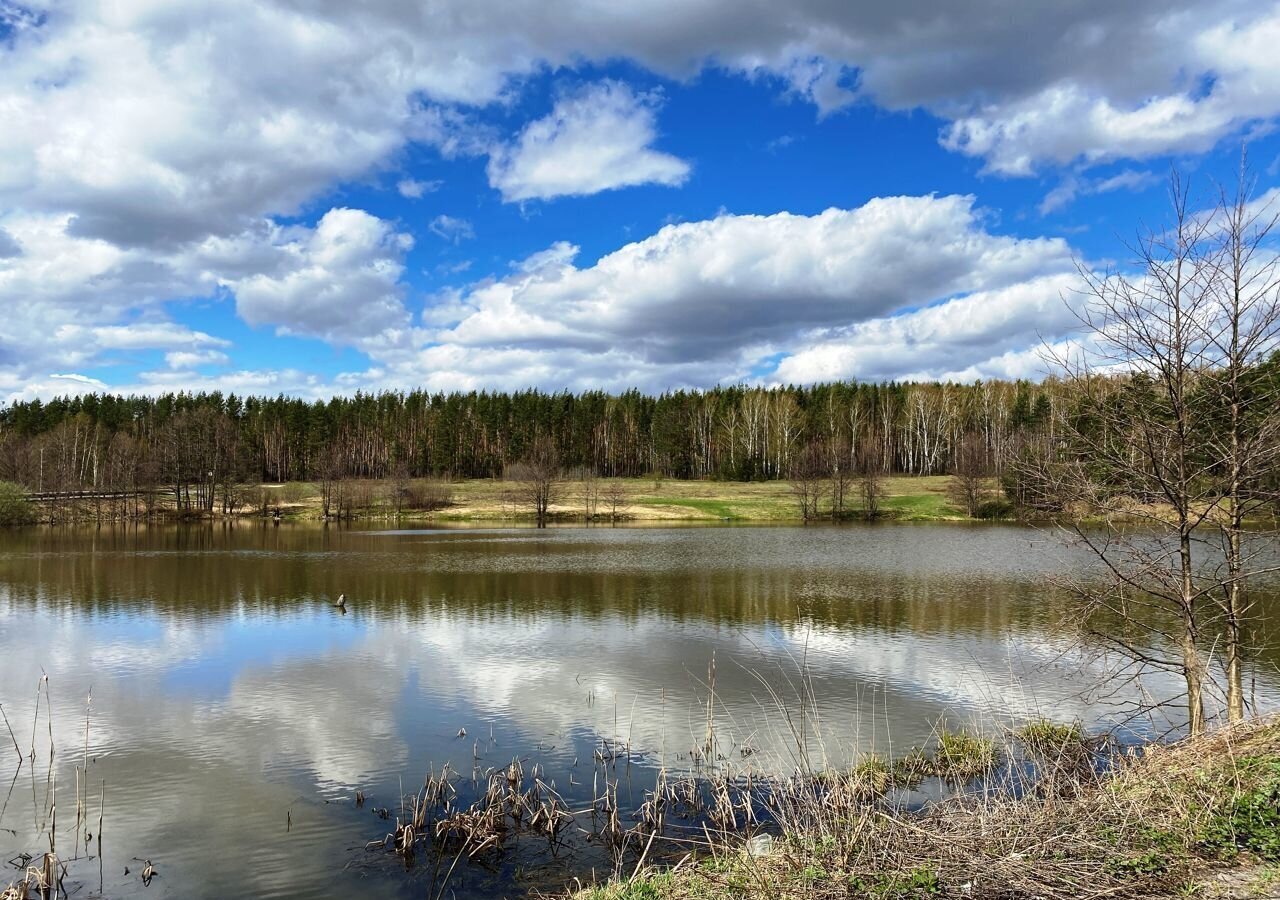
<box><xmin>1</xmin><ymin>676</ymin><xmax>112</xmax><ymax>900</ymax></box>
<box><xmin>569</xmin><ymin>717</ymin><xmax>1280</xmax><ymax>900</ymax></box>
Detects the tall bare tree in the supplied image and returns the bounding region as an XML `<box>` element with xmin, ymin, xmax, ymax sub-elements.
<box><xmin>828</xmin><ymin>436</ymin><xmax>852</xmax><ymax>521</ymax></box>
<box><xmin>1201</xmin><ymin>159</ymin><xmax>1280</xmax><ymax>723</ymax></box>
<box><xmin>856</xmin><ymin>431</ymin><xmax>885</xmax><ymax>519</ymax></box>
<box><xmin>1037</xmin><ymin>166</ymin><xmax>1280</xmax><ymax>734</ymax></box>
<box><xmin>576</xmin><ymin>466</ymin><xmax>601</xmax><ymax>521</ymax></box>
<box><xmin>789</xmin><ymin>440</ymin><xmax>828</xmax><ymax>522</ymax></box>
<box><xmin>602</xmin><ymin>480</ymin><xmax>628</xmax><ymax>524</ymax></box>
<box><xmin>948</xmin><ymin>432</ymin><xmax>990</xmax><ymax>518</ymax></box>
<box><xmin>1049</xmin><ymin>173</ymin><xmax>1216</xmax><ymax>734</ymax></box>
<box><xmin>506</xmin><ymin>437</ymin><xmax>561</xmax><ymax>527</ymax></box>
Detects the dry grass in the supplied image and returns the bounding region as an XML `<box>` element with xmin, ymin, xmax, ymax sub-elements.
<box><xmin>568</xmin><ymin>719</ymin><xmax>1280</xmax><ymax>900</ymax></box>
<box><xmin>267</xmin><ymin>475</ymin><xmax>967</xmax><ymax>523</ymax></box>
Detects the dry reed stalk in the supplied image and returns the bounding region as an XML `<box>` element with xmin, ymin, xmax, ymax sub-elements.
<box><xmin>704</xmin><ymin>653</ymin><xmax>716</xmax><ymax>757</ymax></box>
<box><xmin>0</xmin><ymin>704</ymin><xmax>20</xmax><ymax>761</ymax></box>
<box><xmin>28</xmin><ymin>681</ymin><xmax>39</xmax><ymax>762</ymax></box>
<box><xmin>81</xmin><ymin>691</ymin><xmax>89</xmax><ymax>848</ymax></box>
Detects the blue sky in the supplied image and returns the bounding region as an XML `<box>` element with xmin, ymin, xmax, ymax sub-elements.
<box><xmin>2</xmin><ymin>0</ymin><xmax>1279</xmax><ymax>401</ymax></box>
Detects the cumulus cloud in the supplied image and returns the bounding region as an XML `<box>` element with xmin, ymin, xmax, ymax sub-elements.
<box><xmin>0</xmin><ymin>211</ymin><xmax>201</xmax><ymax>382</ymax></box>
<box><xmin>0</xmin><ymin>205</ymin><xmax>410</xmax><ymax>400</ymax></box>
<box><xmin>91</xmin><ymin>323</ymin><xmax>230</xmax><ymax>351</ymax></box>
<box><xmin>427</xmin><ymin>195</ymin><xmax>1073</xmax><ymax>367</ymax></box>
<box><xmin>772</xmin><ymin>274</ymin><xmax>1084</xmax><ymax>384</ymax></box>
<box><xmin>941</xmin><ymin>8</ymin><xmax>1280</xmax><ymax>174</ymax></box>
<box><xmin>4</xmin><ymin>195</ymin><xmax>1081</xmax><ymax>398</ymax></box>
<box><xmin>1</xmin><ymin>0</ymin><xmax>1276</xmax><ymax>252</ymax></box>
<box><xmin>280</xmin><ymin>194</ymin><xmax>1075</xmax><ymax>393</ymax></box>
<box><xmin>232</xmin><ymin>208</ymin><xmax>415</xmax><ymax>345</ymax></box>
<box><xmin>487</xmin><ymin>81</ymin><xmax>690</xmax><ymax>201</ymax></box>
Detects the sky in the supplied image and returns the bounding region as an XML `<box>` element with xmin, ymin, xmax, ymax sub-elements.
<box><xmin>1</xmin><ymin>0</ymin><xmax>1280</xmax><ymax>403</ymax></box>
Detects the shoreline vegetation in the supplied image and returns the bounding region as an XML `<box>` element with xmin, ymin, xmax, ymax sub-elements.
<box><xmin>6</xmin><ymin>473</ymin><xmax>1277</xmax><ymax>528</ymax></box>
<box><xmin>2</xmin><ymin>473</ymin><xmax>983</xmax><ymax>526</ymax></box>
<box><xmin>556</xmin><ymin>718</ymin><xmax>1280</xmax><ymax>900</ymax></box>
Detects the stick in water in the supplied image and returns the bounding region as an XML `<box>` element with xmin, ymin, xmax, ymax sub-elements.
<box><xmin>0</xmin><ymin>703</ymin><xmax>20</xmax><ymax>761</ymax></box>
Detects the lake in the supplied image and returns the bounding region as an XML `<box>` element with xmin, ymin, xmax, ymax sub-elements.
<box><xmin>1</xmin><ymin>523</ymin><xmax>1276</xmax><ymax>898</ymax></box>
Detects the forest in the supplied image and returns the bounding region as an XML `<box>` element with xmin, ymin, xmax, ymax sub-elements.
<box><xmin>0</xmin><ymin>378</ymin><xmax>1057</xmax><ymax>513</ymax></box>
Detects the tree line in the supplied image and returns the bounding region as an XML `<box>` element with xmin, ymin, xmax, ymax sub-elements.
<box><xmin>0</xmin><ymin>378</ymin><xmax>1058</xmax><ymax>507</ymax></box>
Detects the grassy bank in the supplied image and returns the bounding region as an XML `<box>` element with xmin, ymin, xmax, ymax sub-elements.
<box><xmin>261</xmin><ymin>474</ymin><xmax>973</xmax><ymax>524</ymax></box>
<box><xmin>569</xmin><ymin>720</ymin><xmax>1280</xmax><ymax>900</ymax></box>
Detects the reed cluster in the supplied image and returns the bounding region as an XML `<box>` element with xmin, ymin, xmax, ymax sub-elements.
<box><xmin>569</xmin><ymin>718</ymin><xmax>1280</xmax><ymax>900</ymax></box>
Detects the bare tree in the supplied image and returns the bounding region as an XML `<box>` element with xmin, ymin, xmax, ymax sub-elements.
<box><xmin>506</xmin><ymin>437</ymin><xmax>561</xmax><ymax>527</ymax></box>
<box><xmin>406</xmin><ymin>476</ymin><xmax>453</xmax><ymax>512</ymax></box>
<box><xmin>577</xmin><ymin>467</ymin><xmax>601</xmax><ymax>521</ymax></box>
<box><xmin>602</xmin><ymin>480</ymin><xmax>628</xmax><ymax>523</ymax></box>
<box><xmin>391</xmin><ymin>460</ymin><xmax>412</xmax><ymax>518</ymax></box>
<box><xmin>1034</xmin><ymin>166</ymin><xmax>1280</xmax><ymax>734</ymax></box>
<box><xmin>856</xmin><ymin>431</ymin><xmax>885</xmax><ymax>519</ymax></box>
<box><xmin>789</xmin><ymin>440</ymin><xmax>828</xmax><ymax>522</ymax></box>
<box><xmin>948</xmin><ymin>432</ymin><xmax>990</xmax><ymax>518</ymax></box>
<box><xmin>1201</xmin><ymin>158</ymin><xmax>1280</xmax><ymax>723</ymax></box>
<box><xmin>828</xmin><ymin>436</ymin><xmax>852</xmax><ymax>521</ymax></box>
<box><xmin>319</xmin><ymin>446</ymin><xmax>343</xmax><ymax>520</ymax></box>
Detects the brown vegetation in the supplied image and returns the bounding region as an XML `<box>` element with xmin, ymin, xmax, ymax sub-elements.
<box><xmin>570</xmin><ymin>718</ymin><xmax>1280</xmax><ymax>900</ymax></box>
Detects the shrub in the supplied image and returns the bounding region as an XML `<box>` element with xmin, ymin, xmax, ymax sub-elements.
<box><xmin>0</xmin><ymin>481</ymin><xmax>33</xmax><ymax>526</ymax></box>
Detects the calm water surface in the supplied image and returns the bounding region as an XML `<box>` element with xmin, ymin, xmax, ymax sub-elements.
<box><xmin>1</xmin><ymin>523</ymin><xmax>1276</xmax><ymax>898</ymax></box>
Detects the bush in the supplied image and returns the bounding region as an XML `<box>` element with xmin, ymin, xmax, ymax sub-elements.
<box><xmin>0</xmin><ymin>481</ymin><xmax>34</xmax><ymax>526</ymax></box>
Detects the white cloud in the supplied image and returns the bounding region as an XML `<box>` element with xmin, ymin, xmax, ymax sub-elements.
<box><xmin>1039</xmin><ymin>167</ymin><xmax>1162</xmax><ymax>214</ymax></box>
<box><xmin>164</xmin><ymin>349</ymin><xmax>232</xmax><ymax>369</ymax></box>
<box><xmin>428</xmin><ymin>214</ymin><xmax>475</xmax><ymax>244</ymax></box>
<box><xmin>334</xmin><ymin>195</ymin><xmax>1078</xmax><ymax>392</ymax></box>
<box><xmin>22</xmin><ymin>194</ymin><xmax>1083</xmax><ymax>399</ymax></box>
<box><xmin>772</xmin><ymin>274</ymin><xmax>1084</xmax><ymax>384</ymax></box>
<box><xmin>0</xmin><ymin>0</ymin><xmax>1276</xmax><ymax>253</ymax></box>
<box><xmin>486</xmin><ymin>81</ymin><xmax>690</xmax><ymax>202</ymax></box>
<box><xmin>942</xmin><ymin>8</ymin><xmax>1280</xmax><ymax>174</ymax></box>
<box><xmin>0</xmin><ymin>204</ymin><xmax>414</xmax><ymax>400</ymax></box>
<box><xmin>0</xmin><ymin>211</ymin><xmax>206</xmax><ymax>383</ymax></box>
<box><xmin>92</xmin><ymin>323</ymin><xmax>230</xmax><ymax>351</ymax></box>
<box><xmin>430</xmin><ymin>195</ymin><xmax>1072</xmax><ymax>364</ymax></box>
<box><xmin>1093</xmin><ymin>169</ymin><xmax>1162</xmax><ymax>194</ymax></box>
<box><xmin>0</xmin><ymin>372</ymin><xmax>111</xmax><ymax>402</ymax></box>
<box><xmin>397</xmin><ymin>178</ymin><xmax>441</xmax><ymax>198</ymax></box>
<box><xmin>4</xmin><ymin>1</ymin><xmax>1279</xmax><ymax>399</ymax></box>
<box><xmin>231</xmin><ymin>208</ymin><xmax>415</xmax><ymax>345</ymax></box>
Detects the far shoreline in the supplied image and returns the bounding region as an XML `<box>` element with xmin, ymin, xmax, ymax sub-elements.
<box><xmin>10</xmin><ymin>474</ymin><xmax>1010</xmax><ymax>527</ymax></box>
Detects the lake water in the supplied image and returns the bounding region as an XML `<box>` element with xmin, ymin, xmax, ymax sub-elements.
<box><xmin>1</xmin><ymin>523</ymin><xmax>1276</xmax><ymax>898</ymax></box>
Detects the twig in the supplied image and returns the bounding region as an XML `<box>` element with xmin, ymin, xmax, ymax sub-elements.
<box><xmin>0</xmin><ymin>704</ymin><xmax>19</xmax><ymax>762</ymax></box>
